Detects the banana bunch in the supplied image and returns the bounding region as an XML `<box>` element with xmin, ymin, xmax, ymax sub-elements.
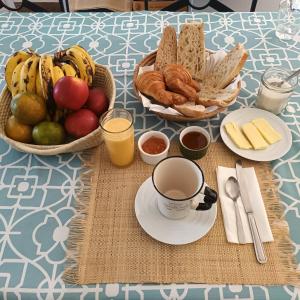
<box><xmin>5</xmin><ymin>51</ymin><xmax>53</xmax><ymax>99</ymax></box>
<box><xmin>54</xmin><ymin>45</ymin><xmax>95</xmax><ymax>86</ymax></box>
<box><xmin>5</xmin><ymin>45</ymin><xmax>95</xmax><ymax>98</ymax></box>
<box><xmin>5</xmin><ymin>45</ymin><xmax>95</xmax><ymax>122</ymax></box>
<box><xmin>5</xmin><ymin>50</ymin><xmax>33</xmax><ymax>96</ymax></box>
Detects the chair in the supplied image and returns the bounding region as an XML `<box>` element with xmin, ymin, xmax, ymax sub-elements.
<box><xmin>0</xmin><ymin>0</ymin><xmax>48</xmax><ymax>11</ymax></box>
<box><xmin>60</xmin><ymin>0</ymin><xmax>132</xmax><ymax>12</ymax></box>
<box><xmin>0</xmin><ymin>0</ymin><xmax>132</xmax><ymax>12</ymax></box>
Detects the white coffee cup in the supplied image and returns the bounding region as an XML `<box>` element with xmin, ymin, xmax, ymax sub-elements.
<box><xmin>152</xmin><ymin>156</ymin><xmax>217</xmax><ymax>220</ymax></box>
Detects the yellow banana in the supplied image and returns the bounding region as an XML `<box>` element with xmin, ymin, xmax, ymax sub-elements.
<box><xmin>19</xmin><ymin>55</ymin><xmax>40</xmax><ymax>94</ymax></box>
<box><xmin>53</xmin><ymin>65</ymin><xmax>65</xmax><ymax>85</ymax></box>
<box><xmin>65</xmin><ymin>47</ymin><xmax>93</xmax><ymax>85</ymax></box>
<box><xmin>61</xmin><ymin>63</ymin><xmax>77</xmax><ymax>77</ymax></box>
<box><xmin>66</xmin><ymin>60</ymin><xmax>80</xmax><ymax>77</ymax></box>
<box><xmin>72</xmin><ymin>45</ymin><xmax>95</xmax><ymax>75</ymax></box>
<box><xmin>36</xmin><ymin>68</ymin><xmax>43</xmax><ymax>98</ymax></box>
<box><xmin>39</xmin><ymin>54</ymin><xmax>54</xmax><ymax>100</ymax></box>
<box><xmin>11</xmin><ymin>61</ymin><xmax>25</xmax><ymax>97</ymax></box>
<box><xmin>5</xmin><ymin>50</ymin><xmax>31</xmax><ymax>92</ymax></box>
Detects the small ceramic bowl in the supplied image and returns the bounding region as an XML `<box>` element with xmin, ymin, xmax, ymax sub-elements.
<box><xmin>179</xmin><ymin>126</ymin><xmax>211</xmax><ymax>160</ymax></box>
<box><xmin>138</xmin><ymin>131</ymin><xmax>170</xmax><ymax>165</ymax></box>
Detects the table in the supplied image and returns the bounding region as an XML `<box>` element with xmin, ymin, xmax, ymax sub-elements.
<box><xmin>0</xmin><ymin>11</ymin><xmax>299</xmax><ymax>300</ymax></box>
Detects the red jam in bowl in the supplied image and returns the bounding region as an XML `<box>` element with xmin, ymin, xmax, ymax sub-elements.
<box><xmin>142</xmin><ymin>136</ymin><xmax>166</xmax><ymax>155</ymax></box>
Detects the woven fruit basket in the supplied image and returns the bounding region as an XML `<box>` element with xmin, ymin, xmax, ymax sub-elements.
<box><xmin>133</xmin><ymin>51</ymin><xmax>241</xmax><ymax>122</ymax></box>
<box><xmin>0</xmin><ymin>64</ymin><xmax>116</xmax><ymax>155</ymax></box>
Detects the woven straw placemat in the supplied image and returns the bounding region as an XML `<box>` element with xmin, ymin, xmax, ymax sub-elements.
<box><xmin>64</xmin><ymin>143</ymin><xmax>300</xmax><ymax>285</ymax></box>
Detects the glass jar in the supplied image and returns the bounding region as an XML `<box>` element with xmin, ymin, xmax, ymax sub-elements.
<box><xmin>256</xmin><ymin>67</ymin><xmax>298</xmax><ymax>115</ymax></box>
<box><xmin>275</xmin><ymin>0</ymin><xmax>300</xmax><ymax>40</ymax></box>
<box><xmin>100</xmin><ymin>108</ymin><xmax>134</xmax><ymax>167</ymax></box>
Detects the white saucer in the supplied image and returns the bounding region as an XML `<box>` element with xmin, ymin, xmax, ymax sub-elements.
<box><xmin>220</xmin><ymin>108</ymin><xmax>292</xmax><ymax>161</ymax></box>
<box><xmin>134</xmin><ymin>177</ymin><xmax>217</xmax><ymax>245</ymax></box>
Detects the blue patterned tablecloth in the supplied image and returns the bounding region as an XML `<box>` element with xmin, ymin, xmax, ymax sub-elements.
<box><xmin>0</xmin><ymin>11</ymin><xmax>300</xmax><ymax>300</ymax></box>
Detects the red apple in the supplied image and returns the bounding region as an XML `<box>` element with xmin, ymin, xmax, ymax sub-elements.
<box><xmin>86</xmin><ymin>87</ymin><xmax>109</xmax><ymax>116</ymax></box>
<box><xmin>64</xmin><ymin>109</ymin><xmax>98</xmax><ymax>138</ymax></box>
<box><xmin>53</xmin><ymin>76</ymin><xmax>89</xmax><ymax>110</ymax></box>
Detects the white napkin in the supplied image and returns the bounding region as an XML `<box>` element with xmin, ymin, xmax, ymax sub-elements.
<box><xmin>216</xmin><ymin>166</ymin><xmax>274</xmax><ymax>244</ymax></box>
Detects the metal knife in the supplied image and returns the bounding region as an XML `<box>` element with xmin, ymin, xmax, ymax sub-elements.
<box><xmin>236</xmin><ymin>160</ymin><xmax>267</xmax><ymax>264</ymax></box>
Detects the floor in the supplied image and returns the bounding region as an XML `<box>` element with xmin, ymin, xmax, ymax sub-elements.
<box><xmin>190</xmin><ymin>0</ymin><xmax>280</xmax><ymax>12</ymax></box>
<box><xmin>0</xmin><ymin>0</ymin><xmax>280</xmax><ymax>12</ymax></box>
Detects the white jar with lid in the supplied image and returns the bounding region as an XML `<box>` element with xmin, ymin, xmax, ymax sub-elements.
<box><xmin>255</xmin><ymin>67</ymin><xmax>298</xmax><ymax>115</ymax></box>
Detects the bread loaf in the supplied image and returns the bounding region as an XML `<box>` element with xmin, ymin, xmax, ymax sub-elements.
<box><xmin>155</xmin><ymin>26</ymin><xmax>177</xmax><ymax>71</ymax></box>
<box><xmin>196</xmin><ymin>83</ymin><xmax>241</xmax><ymax>107</ymax></box>
<box><xmin>204</xmin><ymin>44</ymin><xmax>247</xmax><ymax>89</ymax></box>
<box><xmin>177</xmin><ymin>22</ymin><xmax>205</xmax><ymax>81</ymax></box>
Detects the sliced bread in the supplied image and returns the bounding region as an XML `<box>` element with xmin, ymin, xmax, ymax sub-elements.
<box><xmin>173</xmin><ymin>102</ymin><xmax>206</xmax><ymax>118</ymax></box>
<box><xmin>155</xmin><ymin>26</ymin><xmax>177</xmax><ymax>71</ymax></box>
<box><xmin>177</xmin><ymin>22</ymin><xmax>205</xmax><ymax>81</ymax></box>
<box><xmin>196</xmin><ymin>82</ymin><xmax>241</xmax><ymax>107</ymax></box>
<box><xmin>204</xmin><ymin>43</ymin><xmax>248</xmax><ymax>89</ymax></box>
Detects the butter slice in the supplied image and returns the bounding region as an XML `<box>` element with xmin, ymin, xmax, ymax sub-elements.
<box><xmin>242</xmin><ymin>123</ymin><xmax>268</xmax><ymax>150</ymax></box>
<box><xmin>224</xmin><ymin>122</ymin><xmax>252</xmax><ymax>149</ymax></box>
<box><xmin>251</xmin><ymin>118</ymin><xmax>282</xmax><ymax>144</ymax></box>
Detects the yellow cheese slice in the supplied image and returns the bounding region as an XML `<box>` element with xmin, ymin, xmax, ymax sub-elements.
<box><xmin>242</xmin><ymin>122</ymin><xmax>268</xmax><ymax>150</ymax></box>
<box><xmin>224</xmin><ymin>122</ymin><xmax>252</xmax><ymax>149</ymax></box>
<box><xmin>251</xmin><ymin>118</ymin><xmax>282</xmax><ymax>144</ymax></box>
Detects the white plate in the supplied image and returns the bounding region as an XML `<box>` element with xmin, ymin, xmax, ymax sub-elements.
<box><xmin>134</xmin><ymin>177</ymin><xmax>217</xmax><ymax>245</ymax></box>
<box><xmin>220</xmin><ymin>108</ymin><xmax>292</xmax><ymax>161</ymax></box>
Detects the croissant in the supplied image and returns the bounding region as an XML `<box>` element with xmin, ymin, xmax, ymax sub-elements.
<box><xmin>163</xmin><ymin>64</ymin><xmax>200</xmax><ymax>101</ymax></box>
<box><xmin>135</xmin><ymin>71</ymin><xmax>187</xmax><ymax>106</ymax></box>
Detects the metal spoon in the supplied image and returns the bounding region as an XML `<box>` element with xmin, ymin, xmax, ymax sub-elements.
<box><xmin>225</xmin><ymin>176</ymin><xmax>246</xmax><ymax>244</ymax></box>
<box><xmin>272</xmin><ymin>68</ymin><xmax>300</xmax><ymax>87</ymax></box>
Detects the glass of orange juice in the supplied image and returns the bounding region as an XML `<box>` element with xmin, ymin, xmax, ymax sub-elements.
<box><xmin>100</xmin><ymin>108</ymin><xmax>134</xmax><ymax>167</ymax></box>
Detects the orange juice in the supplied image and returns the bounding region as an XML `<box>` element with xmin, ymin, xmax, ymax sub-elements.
<box><xmin>102</xmin><ymin>117</ymin><xmax>134</xmax><ymax>167</ymax></box>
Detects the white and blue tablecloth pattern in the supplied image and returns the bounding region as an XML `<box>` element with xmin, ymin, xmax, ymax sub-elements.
<box><xmin>0</xmin><ymin>11</ymin><xmax>299</xmax><ymax>300</ymax></box>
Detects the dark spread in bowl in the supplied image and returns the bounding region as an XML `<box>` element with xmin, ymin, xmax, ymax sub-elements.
<box><xmin>182</xmin><ymin>131</ymin><xmax>208</xmax><ymax>150</ymax></box>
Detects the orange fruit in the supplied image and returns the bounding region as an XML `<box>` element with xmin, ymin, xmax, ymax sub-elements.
<box><xmin>10</xmin><ymin>92</ymin><xmax>46</xmax><ymax>125</ymax></box>
<box><xmin>32</xmin><ymin>121</ymin><xmax>65</xmax><ymax>145</ymax></box>
<box><xmin>5</xmin><ymin>116</ymin><xmax>32</xmax><ymax>143</ymax></box>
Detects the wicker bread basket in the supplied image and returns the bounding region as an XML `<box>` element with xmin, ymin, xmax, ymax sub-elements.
<box><xmin>0</xmin><ymin>64</ymin><xmax>116</xmax><ymax>155</ymax></box>
<box><xmin>133</xmin><ymin>51</ymin><xmax>241</xmax><ymax>122</ymax></box>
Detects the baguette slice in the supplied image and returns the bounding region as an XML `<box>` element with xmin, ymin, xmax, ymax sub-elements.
<box><xmin>204</xmin><ymin>43</ymin><xmax>248</xmax><ymax>89</ymax></box>
<box><xmin>196</xmin><ymin>84</ymin><xmax>240</xmax><ymax>107</ymax></box>
<box><xmin>173</xmin><ymin>102</ymin><xmax>206</xmax><ymax>118</ymax></box>
<box><xmin>155</xmin><ymin>26</ymin><xmax>177</xmax><ymax>71</ymax></box>
<box><xmin>177</xmin><ymin>22</ymin><xmax>205</xmax><ymax>81</ymax></box>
